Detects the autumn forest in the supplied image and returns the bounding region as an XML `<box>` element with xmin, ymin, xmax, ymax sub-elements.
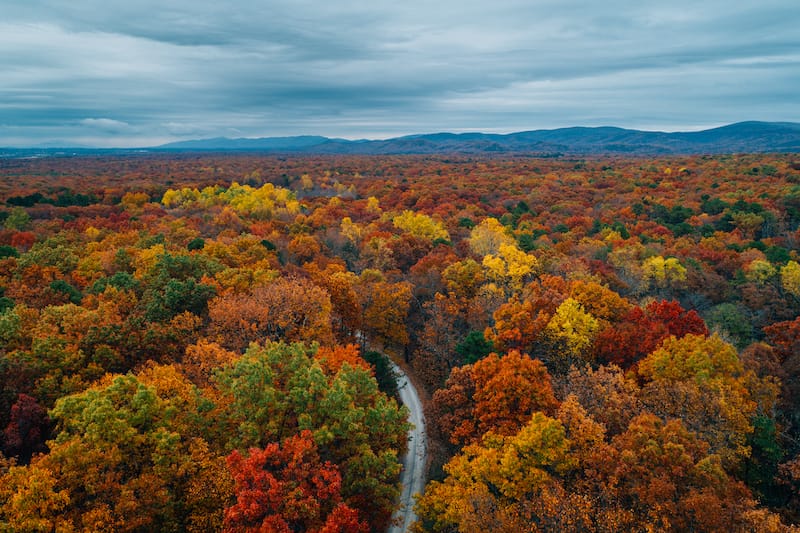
<box><xmin>1</xmin><ymin>152</ymin><xmax>800</xmax><ymax>532</ymax></box>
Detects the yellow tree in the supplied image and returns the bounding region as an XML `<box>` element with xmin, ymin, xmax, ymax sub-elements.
<box><xmin>542</xmin><ymin>298</ymin><xmax>600</xmax><ymax>371</ymax></box>
<box><xmin>744</xmin><ymin>259</ymin><xmax>777</xmax><ymax>284</ymax></box>
<box><xmin>468</xmin><ymin>218</ymin><xmax>515</xmax><ymax>256</ymax></box>
<box><xmin>415</xmin><ymin>412</ymin><xmax>584</xmax><ymax>533</ymax></box>
<box><xmin>781</xmin><ymin>260</ymin><xmax>800</xmax><ymax>298</ymax></box>
<box><xmin>568</xmin><ymin>279</ymin><xmax>631</xmax><ymax>322</ymax></box>
<box><xmin>482</xmin><ymin>243</ymin><xmax>539</xmax><ymax>292</ymax></box>
<box><xmin>638</xmin><ymin>334</ymin><xmax>761</xmax><ymax>467</ymax></box>
<box><xmin>392</xmin><ymin>210</ymin><xmax>450</xmax><ymax>242</ymax></box>
<box><xmin>641</xmin><ymin>256</ymin><xmax>687</xmax><ymax>290</ymax></box>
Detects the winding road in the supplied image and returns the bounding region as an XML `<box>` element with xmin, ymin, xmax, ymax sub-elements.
<box><xmin>388</xmin><ymin>360</ymin><xmax>427</xmax><ymax>533</ymax></box>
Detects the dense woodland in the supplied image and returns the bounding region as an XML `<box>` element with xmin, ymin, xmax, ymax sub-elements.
<box><xmin>1</xmin><ymin>153</ymin><xmax>800</xmax><ymax>531</ymax></box>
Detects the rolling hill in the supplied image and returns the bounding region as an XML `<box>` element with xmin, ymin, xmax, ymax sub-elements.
<box><xmin>153</xmin><ymin>121</ymin><xmax>800</xmax><ymax>155</ymax></box>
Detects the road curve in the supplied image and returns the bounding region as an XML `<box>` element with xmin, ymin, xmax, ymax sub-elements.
<box><xmin>388</xmin><ymin>360</ymin><xmax>427</xmax><ymax>533</ymax></box>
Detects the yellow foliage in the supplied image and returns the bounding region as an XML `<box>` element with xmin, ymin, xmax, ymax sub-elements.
<box><xmin>544</xmin><ymin>298</ymin><xmax>600</xmax><ymax>359</ymax></box>
<box><xmin>161</xmin><ymin>182</ymin><xmax>298</xmax><ymax>219</ymax></box>
<box><xmin>416</xmin><ymin>412</ymin><xmax>576</xmax><ymax>532</ymax></box>
<box><xmin>745</xmin><ymin>259</ymin><xmax>776</xmax><ymax>284</ymax></box>
<box><xmin>569</xmin><ymin>280</ymin><xmax>631</xmax><ymax>322</ymax></box>
<box><xmin>637</xmin><ymin>334</ymin><xmax>760</xmax><ymax>465</ymax></box>
<box><xmin>340</xmin><ymin>217</ymin><xmax>362</xmax><ymax>244</ymax></box>
<box><xmin>84</xmin><ymin>226</ymin><xmax>101</xmax><ymax>241</ymax></box>
<box><xmin>0</xmin><ymin>462</ymin><xmax>72</xmax><ymax>532</ymax></box>
<box><xmin>638</xmin><ymin>334</ymin><xmax>743</xmax><ymax>383</ymax></box>
<box><xmin>133</xmin><ymin>244</ymin><xmax>167</xmax><ymax>279</ymax></box>
<box><xmin>730</xmin><ymin>211</ymin><xmax>764</xmax><ymax>238</ymax></box>
<box><xmin>366</xmin><ymin>196</ymin><xmax>381</xmax><ymax>213</ymax></box>
<box><xmin>161</xmin><ymin>187</ymin><xmax>200</xmax><ymax>208</ymax></box>
<box><xmin>392</xmin><ymin>210</ymin><xmax>450</xmax><ymax>241</ymax></box>
<box><xmin>469</xmin><ymin>217</ymin><xmax>515</xmax><ymax>256</ymax></box>
<box><xmin>120</xmin><ymin>191</ymin><xmax>150</xmax><ymax>210</ymax></box>
<box><xmin>482</xmin><ymin>243</ymin><xmax>538</xmax><ymax>290</ymax></box>
<box><xmin>641</xmin><ymin>256</ymin><xmax>687</xmax><ymax>288</ymax></box>
<box><xmin>781</xmin><ymin>260</ymin><xmax>800</xmax><ymax>297</ymax></box>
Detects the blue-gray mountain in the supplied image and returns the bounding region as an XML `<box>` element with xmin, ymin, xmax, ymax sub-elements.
<box><xmin>155</xmin><ymin>122</ymin><xmax>800</xmax><ymax>155</ymax></box>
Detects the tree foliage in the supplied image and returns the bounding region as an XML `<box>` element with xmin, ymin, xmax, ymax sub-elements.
<box><xmin>1</xmin><ymin>152</ymin><xmax>798</xmax><ymax>530</ymax></box>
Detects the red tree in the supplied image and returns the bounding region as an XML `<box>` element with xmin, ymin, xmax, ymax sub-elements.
<box><xmin>224</xmin><ymin>430</ymin><xmax>367</xmax><ymax>533</ymax></box>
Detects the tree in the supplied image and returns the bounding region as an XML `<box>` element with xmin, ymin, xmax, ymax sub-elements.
<box><xmin>357</xmin><ymin>273</ymin><xmax>412</xmax><ymax>348</ymax></box>
<box><xmin>442</xmin><ymin>259</ymin><xmax>485</xmax><ymax>300</ymax></box>
<box><xmin>393</xmin><ymin>210</ymin><xmax>449</xmax><ymax>242</ymax></box>
<box><xmin>214</xmin><ymin>342</ymin><xmax>409</xmax><ymax>531</ymax></box>
<box><xmin>781</xmin><ymin>260</ymin><xmax>800</xmax><ymax>299</ymax></box>
<box><xmin>224</xmin><ymin>430</ymin><xmax>368</xmax><ymax>533</ymax></box>
<box><xmin>415</xmin><ymin>412</ymin><xmax>586</xmax><ymax>533</ymax></box>
<box><xmin>314</xmin><ymin>344</ymin><xmax>371</xmax><ymax>375</ymax></box>
<box><xmin>568</xmin><ymin>279</ymin><xmax>631</xmax><ymax>322</ymax></box>
<box><xmin>638</xmin><ymin>334</ymin><xmax>759</xmax><ymax>467</ymax></box>
<box><xmin>305</xmin><ymin>263</ymin><xmax>362</xmax><ymax>342</ymax></box>
<box><xmin>594</xmin><ymin>300</ymin><xmax>708</xmax><ymax>368</ymax></box>
<box><xmin>412</xmin><ymin>292</ymin><xmax>471</xmax><ymax>391</ymax></box>
<box><xmin>0</xmin><ymin>371</ymin><xmax>231</xmax><ymax>532</ymax></box>
<box><xmin>764</xmin><ymin>317</ymin><xmax>800</xmax><ymax>446</ymax></box>
<box><xmin>0</xmin><ymin>461</ymin><xmax>72</xmax><ymax>532</ymax></box>
<box><xmin>1</xmin><ymin>393</ymin><xmax>50</xmax><ymax>463</ymax></box>
<box><xmin>542</xmin><ymin>298</ymin><xmax>600</xmax><ymax>371</ymax></box>
<box><xmin>484</xmin><ymin>297</ymin><xmax>549</xmax><ymax>354</ymax></box>
<box><xmin>208</xmin><ymin>276</ymin><xmax>335</xmax><ymax>352</ymax></box>
<box><xmin>456</xmin><ymin>330</ymin><xmax>495</xmax><ymax>365</ymax></box>
<box><xmin>563</xmin><ymin>364</ymin><xmax>642</xmax><ymax>436</ymax></box>
<box><xmin>430</xmin><ymin>351</ymin><xmax>558</xmax><ymax>449</ymax></box>
<box><xmin>3</xmin><ymin>208</ymin><xmax>30</xmax><ymax>231</ymax></box>
<box><xmin>641</xmin><ymin>255</ymin><xmax>687</xmax><ymax>291</ymax></box>
<box><xmin>482</xmin><ymin>243</ymin><xmax>539</xmax><ymax>291</ymax></box>
<box><xmin>598</xmin><ymin>413</ymin><xmax>761</xmax><ymax>532</ymax></box>
<box><xmin>468</xmin><ymin>217</ymin><xmax>515</xmax><ymax>256</ymax></box>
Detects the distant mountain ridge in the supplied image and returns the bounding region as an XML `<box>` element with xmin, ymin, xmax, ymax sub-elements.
<box><xmin>152</xmin><ymin>122</ymin><xmax>800</xmax><ymax>155</ymax></box>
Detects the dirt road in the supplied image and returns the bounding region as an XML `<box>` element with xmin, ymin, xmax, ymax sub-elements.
<box><xmin>388</xmin><ymin>360</ymin><xmax>427</xmax><ymax>533</ymax></box>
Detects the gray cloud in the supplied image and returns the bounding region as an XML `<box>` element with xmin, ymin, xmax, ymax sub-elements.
<box><xmin>1</xmin><ymin>0</ymin><xmax>799</xmax><ymax>147</ymax></box>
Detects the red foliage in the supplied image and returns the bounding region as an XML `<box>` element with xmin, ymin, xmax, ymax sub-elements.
<box><xmin>224</xmin><ymin>430</ymin><xmax>367</xmax><ymax>533</ymax></box>
<box><xmin>1</xmin><ymin>393</ymin><xmax>50</xmax><ymax>463</ymax></box>
<box><xmin>595</xmin><ymin>300</ymin><xmax>708</xmax><ymax>368</ymax></box>
<box><xmin>10</xmin><ymin>231</ymin><xmax>35</xmax><ymax>251</ymax></box>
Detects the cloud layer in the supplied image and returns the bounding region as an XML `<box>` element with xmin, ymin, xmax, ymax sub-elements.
<box><xmin>2</xmin><ymin>0</ymin><xmax>799</xmax><ymax>147</ymax></box>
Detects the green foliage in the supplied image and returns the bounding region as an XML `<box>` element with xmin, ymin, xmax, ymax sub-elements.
<box><xmin>48</xmin><ymin>280</ymin><xmax>82</xmax><ymax>305</ymax></box>
<box><xmin>362</xmin><ymin>350</ymin><xmax>400</xmax><ymax>399</ymax></box>
<box><xmin>700</xmin><ymin>195</ymin><xmax>730</xmax><ymax>215</ymax></box>
<box><xmin>457</xmin><ymin>217</ymin><xmax>475</xmax><ymax>228</ymax></box>
<box><xmin>741</xmin><ymin>415</ymin><xmax>783</xmax><ymax>505</ymax></box>
<box><xmin>456</xmin><ymin>330</ymin><xmax>495</xmax><ymax>364</ymax></box>
<box><xmin>0</xmin><ymin>245</ymin><xmax>19</xmax><ymax>259</ymax></box>
<box><xmin>3</xmin><ymin>207</ymin><xmax>30</xmax><ymax>230</ymax></box>
<box><xmin>0</xmin><ymin>307</ymin><xmax>21</xmax><ymax>346</ymax></box>
<box><xmin>144</xmin><ymin>278</ymin><xmax>216</xmax><ymax>321</ymax></box>
<box><xmin>705</xmin><ymin>303</ymin><xmax>754</xmax><ymax>349</ymax></box>
<box><xmin>17</xmin><ymin>235</ymin><xmax>79</xmax><ymax>273</ymax></box>
<box><xmin>187</xmin><ymin>237</ymin><xmax>205</xmax><ymax>251</ymax></box>
<box><xmin>89</xmin><ymin>271</ymin><xmax>140</xmax><ymax>294</ymax></box>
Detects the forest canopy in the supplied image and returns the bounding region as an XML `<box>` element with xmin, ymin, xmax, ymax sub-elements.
<box><xmin>1</xmin><ymin>153</ymin><xmax>800</xmax><ymax>531</ymax></box>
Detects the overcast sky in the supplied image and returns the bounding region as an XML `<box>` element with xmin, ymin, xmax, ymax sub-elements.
<box><xmin>2</xmin><ymin>0</ymin><xmax>799</xmax><ymax>147</ymax></box>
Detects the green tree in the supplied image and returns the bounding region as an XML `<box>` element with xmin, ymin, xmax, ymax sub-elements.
<box><xmin>214</xmin><ymin>341</ymin><xmax>409</xmax><ymax>530</ymax></box>
<box><xmin>3</xmin><ymin>207</ymin><xmax>30</xmax><ymax>231</ymax></box>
